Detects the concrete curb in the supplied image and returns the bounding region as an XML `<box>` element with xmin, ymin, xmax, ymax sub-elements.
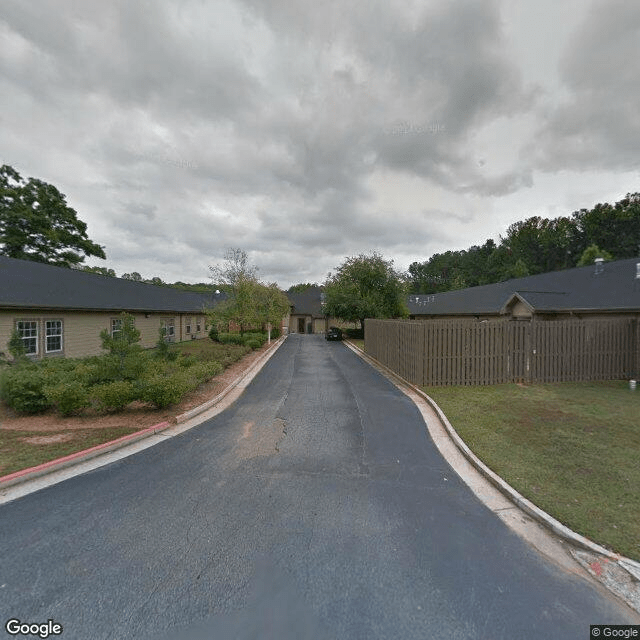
<box><xmin>175</xmin><ymin>336</ymin><xmax>286</xmax><ymax>424</ymax></box>
<box><xmin>343</xmin><ymin>340</ymin><xmax>640</xmax><ymax>581</ymax></box>
<box><xmin>0</xmin><ymin>421</ymin><xmax>172</xmax><ymax>489</ymax></box>
<box><xmin>0</xmin><ymin>336</ymin><xmax>286</xmax><ymax>492</ymax></box>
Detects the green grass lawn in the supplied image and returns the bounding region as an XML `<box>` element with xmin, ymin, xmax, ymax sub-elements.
<box><xmin>424</xmin><ymin>381</ymin><xmax>640</xmax><ymax>562</ymax></box>
<box><xmin>0</xmin><ymin>427</ymin><xmax>141</xmax><ymax>477</ymax></box>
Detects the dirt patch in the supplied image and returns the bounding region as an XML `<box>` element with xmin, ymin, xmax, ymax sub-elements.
<box><xmin>233</xmin><ymin>417</ymin><xmax>287</xmax><ymax>461</ymax></box>
<box><xmin>0</xmin><ymin>341</ymin><xmax>277</xmax><ymax>434</ymax></box>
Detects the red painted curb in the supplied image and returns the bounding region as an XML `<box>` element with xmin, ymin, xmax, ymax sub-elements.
<box><xmin>0</xmin><ymin>421</ymin><xmax>171</xmax><ymax>485</ymax></box>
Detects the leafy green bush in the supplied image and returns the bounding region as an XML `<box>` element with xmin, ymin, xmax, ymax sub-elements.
<box><xmin>154</xmin><ymin>328</ymin><xmax>178</xmax><ymax>361</ymax></box>
<box><xmin>140</xmin><ymin>371</ymin><xmax>192</xmax><ymax>409</ymax></box>
<box><xmin>177</xmin><ymin>354</ymin><xmax>199</xmax><ymax>368</ymax></box>
<box><xmin>208</xmin><ymin>326</ymin><xmax>219</xmax><ymax>342</ymax></box>
<box><xmin>92</xmin><ymin>380</ymin><xmax>137</xmax><ymax>413</ymax></box>
<box><xmin>269</xmin><ymin>327</ymin><xmax>280</xmax><ymax>339</ymax></box>
<box><xmin>217</xmin><ymin>333</ymin><xmax>245</xmax><ymax>346</ymax></box>
<box><xmin>245</xmin><ymin>338</ymin><xmax>262</xmax><ymax>350</ymax></box>
<box><xmin>38</xmin><ymin>357</ymin><xmax>78</xmax><ymax>375</ymax></box>
<box><xmin>242</xmin><ymin>332</ymin><xmax>266</xmax><ymax>347</ymax></box>
<box><xmin>190</xmin><ymin>361</ymin><xmax>223</xmax><ymax>382</ymax></box>
<box><xmin>44</xmin><ymin>382</ymin><xmax>90</xmax><ymax>417</ymax></box>
<box><xmin>0</xmin><ymin>365</ymin><xmax>52</xmax><ymax>414</ymax></box>
<box><xmin>7</xmin><ymin>329</ymin><xmax>27</xmax><ymax>362</ymax></box>
<box><xmin>344</xmin><ymin>328</ymin><xmax>364</xmax><ymax>339</ymax></box>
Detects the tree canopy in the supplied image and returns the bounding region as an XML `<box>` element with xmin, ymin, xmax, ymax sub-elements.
<box><xmin>323</xmin><ymin>252</ymin><xmax>408</xmax><ymax>328</ymax></box>
<box><xmin>407</xmin><ymin>192</ymin><xmax>640</xmax><ymax>294</ymax></box>
<box><xmin>287</xmin><ymin>282</ymin><xmax>320</xmax><ymax>293</ymax></box>
<box><xmin>207</xmin><ymin>248</ymin><xmax>290</xmax><ymax>332</ymax></box>
<box><xmin>0</xmin><ymin>164</ymin><xmax>106</xmax><ymax>267</ymax></box>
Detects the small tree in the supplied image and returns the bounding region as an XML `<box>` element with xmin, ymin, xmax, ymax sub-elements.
<box><xmin>323</xmin><ymin>252</ymin><xmax>408</xmax><ymax>329</ymax></box>
<box><xmin>7</xmin><ymin>328</ymin><xmax>27</xmax><ymax>361</ymax></box>
<box><xmin>99</xmin><ymin>313</ymin><xmax>144</xmax><ymax>380</ymax></box>
<box><xmin>207</xmin><ymin>249</ymin><xmax>290</xmax><ymax>337</ymax></box>
<box><xmin>577</xmin><ymin>244</ymin><xmax>614</xmax><ymax>267</ymax></box>
<box><xmin>121</xmin><ymin>272</ymin><xmax>143</xmax><ymax>281</ymax></box>
<box><xmin>254</xmin><ymin>282</ymin><xmax>290</xmax><ymax>340</ymax></box>
<box><xmin>154</xmin><ymin>327</ymin><xmax>177</xmax><ymax>360</ymax></box>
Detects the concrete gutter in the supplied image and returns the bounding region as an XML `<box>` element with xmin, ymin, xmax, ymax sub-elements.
<box><xmin>0</xmin><ymin>336</ymin><xmax>286</xmax><ymax>502</ymax></box>
<box><xmin>343</xmin><ymin>339</ymin><xmax>640</xmax><ymax>615</ymax></box>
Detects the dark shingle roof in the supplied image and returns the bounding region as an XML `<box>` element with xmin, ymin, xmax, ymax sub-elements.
<box><xmin>287</xmin><ymin>286</ymin><xmax>325</xmax><ymax>317</ymax></box>
<box><xmin>0</xmin><ymin>256</ymin><xmax>219</xmax><ymax>313</ymax></box>
<box><xmin>407</xmin><ymin>258</ymin><xmax>640</xmax><ymax>316</ymax></box>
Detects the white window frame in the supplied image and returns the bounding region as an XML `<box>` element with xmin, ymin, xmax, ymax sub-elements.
<box><xmin>186</xmin><ymin>317</ymin><xmax>192</xmax><ymax>334</ymax></box>
<box><xmin>196</xmin><ymin>318</ymin><xmax>202</xmax><ymax>333</ymax></box>
<box><xmin>45</xmin><ymin>319</ymin><xmax>63</xmax><ymax>353</ymax></box>
<box><xmin>111</xmin><ymin>318</ymin><xmax>122</xmax><ymax>338</ymax></box>
<box><xmin>16</xmin><ymin>320</ymin><xmax>38</xmax><ymax>356</ymax></box>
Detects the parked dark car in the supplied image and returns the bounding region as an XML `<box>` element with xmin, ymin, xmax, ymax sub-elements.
<box><xmin>325</xmin><ymin>327</ymin><xmax>343</xmax><ymax>341</ymax></box>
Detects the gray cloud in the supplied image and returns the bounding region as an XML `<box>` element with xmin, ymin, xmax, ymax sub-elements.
<box><xmin>0</xmin><ymin>0</ymin><xmax>636</xmax><ymax>288</ymax></box>
<box><xmin>529</xmin><ymin>0</ymin><xmax>640</xmax><ymax>172</ymax></box>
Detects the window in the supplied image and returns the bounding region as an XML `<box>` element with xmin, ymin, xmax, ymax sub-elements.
<box><xmin>196</xmin><ymin>318</ymin><xmax>202</xmax><ymax>333</ymax></box>
<box><xmin>111</xmin><ymin>318</ymin><xmax>123</xmax><ymax>338</ymax></box>
<box><xmin>186</xmin><ymin>317</ymin><xmax>192</xmax><ymax>334</ymax></box>
<box><xmin>161</xmin><ymin>319</ymin><xmax>175</xmax><ymax>342</ymax></box>
<box><xmin>45</xmin><ymin>320</ymin><xmax>63</xmax><ymax>353</ymax></box>
<box><xmin>16</xmin><ymin>321</ymin><xmax>38</xmax><ymax>355</ymax></box>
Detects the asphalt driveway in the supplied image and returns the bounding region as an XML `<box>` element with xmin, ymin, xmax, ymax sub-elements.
<box><xmin>0</xmin><ymin>334</ymin><xmax>635</xmax><ymax>639</ymax></box>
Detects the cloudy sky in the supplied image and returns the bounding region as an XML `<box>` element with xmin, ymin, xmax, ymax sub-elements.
<box><xmin>1</xmin><ymin>0</ymin><xmax>638</xmax><ymax>288</ymax></box>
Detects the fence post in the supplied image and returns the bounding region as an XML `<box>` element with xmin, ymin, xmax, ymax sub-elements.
<box><xmin>526</xmin><ymin>320</ymin><xmax>533</xmax><ymax>384</ymax></box>
<box><xmin>635</xmin><ymin>317</ymin><xmax>640</xmax><ymax>379</ymax></box>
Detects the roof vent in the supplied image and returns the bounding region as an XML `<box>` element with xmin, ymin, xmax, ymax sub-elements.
<box><xmin>594</xmin><ymin>257</ymin><xmax>604</xmax><ymax>275</ymax></box>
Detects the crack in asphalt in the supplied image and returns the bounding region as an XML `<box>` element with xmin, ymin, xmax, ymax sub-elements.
<box><xmin>274</xmin><ymin>418</ymin><xmax>287</xmax><ymax>452</ymax></box>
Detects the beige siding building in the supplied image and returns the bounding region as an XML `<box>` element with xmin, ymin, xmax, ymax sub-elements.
<box><xmin>284</xmin><ymin>286</ymin><xmax>358</xmax><ymax>335</ymax></box>
<box><xmin>0</xmin><ymin>256</ymin><xmax>215</xmax><ymax>360</ymax></box>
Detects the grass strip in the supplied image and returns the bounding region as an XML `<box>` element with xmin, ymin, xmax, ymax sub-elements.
<box><xmin>424</xmin><ymin>381</ymin><xmax>640</xmax><ymax>562</ymax></box>
<box><xmin>0</xmin><ymin>427</ymin><xmax>140</xmax><ymax>477</ymax></box>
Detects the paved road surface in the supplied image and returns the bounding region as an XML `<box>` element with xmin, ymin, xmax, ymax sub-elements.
<box><xmin>1</xmin><ymin>335</ymin><xmax>636</xmax><ymax>639</ymax></box>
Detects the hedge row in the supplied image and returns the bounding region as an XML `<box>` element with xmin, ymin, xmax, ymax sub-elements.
<box><xmin>214</xmin><ymin>330</ymin><xmax>278</xmax><ymax>349</ymax></box>
<box><xmin>0</xmin><ymin>353</ymin><xmax>224</xmax><ymax>416</ymax></box>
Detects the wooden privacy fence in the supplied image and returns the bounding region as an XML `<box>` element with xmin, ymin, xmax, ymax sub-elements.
<box><xmin>365</xmin><ymin>318</ymin><xmax>639</xmax><ymax>386</ymax></box>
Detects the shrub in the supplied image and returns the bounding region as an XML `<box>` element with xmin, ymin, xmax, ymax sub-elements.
<box><xmin>269</xmin><ymin>327</ymin><xmax>280</xmax><ymax>339</ymax></box>
<box><xmin>344</xmin><ymin>328</ymin><xmax>364</xmax><ymax>339</ymax></box>
<box><xmin>154</xmin><ymin>328</ymin><xmax>177</xmax><ymax>361</ymax></box>
<box><xmin>217</xmin><ymin>333</ymin><xmax>245</xmax><ymax>346</ymax></box>
<box><xmin>190</xmin><ymin>361</ymin><xmax>223</xmax><ymax>382</ymax></box>
<box><xmin>0</xmin><ymin>364</ymin><xmax>52</xmax><ymax>414</ymax></box>
<box><xmin>7</xmin><ymin>329</ymin><xmax>27</xmax><ymax>362</ymax></box>
<box><xmin>44</xmin><ymin>382</ymin><xmax>90</xmax><ymax>417</ymax></box>
<box><xmin>208</xmin><ymin>326</ymin><xmax>219</xmax><ymax>342</ymax></box>
<box><xmin>177</xmin><ymin>354</ymin><xmax>199</xmax><ymax>368</ymax></box>
<box><xmin>92</xmin><ymin>380</ymin><xmax>137</xmax><ymax>413</ymax></box>
<box><xmin>140</xmin><ymin>371</ymin><xmax>192</xmax><ymax>409</ymax></box>
<box><xmin>242</xmin><ymin>332</ymin><xmax>266</xmax><ymax>346</ymax></box>
<box><xmin>245</xmin><ymin>338</ymin><xmax>262</xmax><ymax>350</ymax></box>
